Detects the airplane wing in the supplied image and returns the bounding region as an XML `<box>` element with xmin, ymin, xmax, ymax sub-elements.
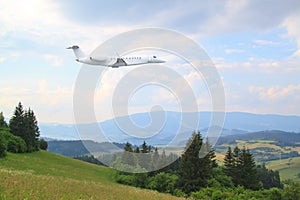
<box><xmin>111</xmin><ymin>58</ymin><xmax>127</xmax><ymax>68</ymax></box>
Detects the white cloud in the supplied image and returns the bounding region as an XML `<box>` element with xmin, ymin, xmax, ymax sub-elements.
<box><xmin>249</xmin><ymin>84</ymin><xmax>300</xmax><ymax>101</ymax></box>
<box><xmin>214</xmin><ymin>56</ymin><xmax>300</xmax><ymax>73</ymax></box>
<box><xmin>283</xmin><ymin>13</ymin><xmax>300</xmax><ymax>58</ymax></box>
<box><xmin>0</xmin><ymin>57</ymin><xmax>5</xmax><ymax>62</ymax></box>
<box><xmin>43</xmin><ymin>54</ymin><xmax>63</xmax><ymax>67</ymax></box>
<box><xmin>0</xmin><ymin>80</ymin><xmax>73</xmax><ymax>123</ymax></box>
<box><xmin>225</xmin><ymin>49</ymin><xmax>245</xmax><ymax>54</ymax></box>
<box><xmin>253</xmin><ymin>39</ymin><xmax>281</xmax><ymax>46</ymax></box>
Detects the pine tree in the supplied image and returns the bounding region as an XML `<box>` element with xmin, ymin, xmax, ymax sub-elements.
<box><xmin>121</xmin><ymin>142</ymin><xmax>136</xmax><ymax>166</ymax></box>
<box><xmin>224</xmin><ymin>147</ymin><xmax>240</xmax><ymax>186</ymax></box>
<box><xmin>24</xmin><ymin>108</ymin><xmax>40</xmax><ymax>152</ymax></box>
<box><xmin>0</xmin><ymin>112</ymin><xmax>8</xmax><ymax>128</ymax></box>
<box><xmin>152</xmin><ymin>147</ymin><xmax>160</xmax><ymax>170</ymax></box>
<box><xmin>224</xmin><ymin>147</ymin><xmax>236</xmax><ymax>181</ymax></box>
<box><xmin>139</xmin><ymin>141</ymin><xmax>152</xmax><ymax>170</ymax></box>
<box><xmin>141</xmin><ymin>141</ymin><xmax>148</xmax><ymax>153</ymax></box>
<box><xmin>134</xmin><ymin>147</ymin><xmax>140</xmax><ymax>153</ymax></box>
<box><xmin>257</xmin><ymin>163</ymin><xmax>282</xmax><ymax>189</ymax></box>
<box><xmin>9</xmin><ymin>103</ymin><xmax>40</xmax><ymax>152</ymax></box>
<box><xmin>238</xmin><ymin>147</ymin><xmax>259</xmax><ymax>190</ymax></box>
<box><xmin>224</xmin><ymin>146</ymin><xmax>260</xmax><ymax>189</ymax></box>
<box><xmin>9</xmin><ymin>102</ymin><xmax>25</xmax><ymax>139</ymax></box>
<box><xmin>177</xmin><ymin>131</ymin><xmax>217</xmax><ymax>194</ymax></box>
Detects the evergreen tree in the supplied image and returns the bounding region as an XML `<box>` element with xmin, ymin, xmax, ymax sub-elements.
<box><xmin>157</xmin><ymin>150</ymin><xmax>168</xmax><ymax>170</ymax></box>
<box><xmin>121</xmin><ymin>142</ymin><xmax>136</xmax><ymax>166</ymax></box>
<box><xmin>224</xmin><ymin>146</ymin><xmax>235</xmax><ymax>178</ymax></box>
<box><xmin>141</xmin><ymin>141</ymin><xmax>149</xmax><ymax>153</ymax></box>
<box><xmin>224</xmin><ymin>146</ymin><xmax>260</xmax><ymax>190</ymax></box>
<box><xmin>177</xmin><ymin>131</ymin><xmax>216</xmax><ymax>194</ymax></box>
<box><xmin>238</xmin><ymin>147</ymin><xmax>259</xmax><ymax>190</ymax></box>
<box><xmin>0</xmin><ymin>135</ymin><xmax>6</xmax><ymax>157</ymax></box>
<box><xmin>39</xmin><ymin>139</ymin><xmax>48</xmax><ymax>150</ymax></box>
<box><xmin>24</xmin><ymin>108</ymin><xmax>40</xmax><ymax>152</ymax></box>
<box><xmin>134</xmin><ymin>147</ymin><xmax>140</xmax><ymax>153</ymax></box>
<box><xmin>152</xmin><ymin>147</ymin><xmax>159</xmax><ymax>170</ymax></box>
<box><xmin>202</xmin><ymin>138</ymin><xmax>218</xmax><ymax>168</ymax></box>
<box><xmin>0</xmin><ymin>112</ymin><xmax>8</xmax><ymax>128</ymax></box>
<box><xmin>232</xmin><ymin>146</ymin><xmax>242</xmax><ymax>186</ymax></box>
<box><xmin>139</xmin><ymin>141</ymin><xmax>152</xmax><ymax>170</ymax></box>
<box><xmin>9</xmin><ymin>102</ymin><xmax>25</xmax><ymax>139</ymax></box>
<box><xmin>257</xmin><ymin>163</ymin><xmax>282</xmax><ymax>189</ymax></box>
<box><xmin>9</xmin><ymin>103</ymin><xmax>40</xmax><ymax>152</ymax></box>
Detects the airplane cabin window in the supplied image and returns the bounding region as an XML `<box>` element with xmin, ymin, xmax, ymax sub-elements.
<box><xmin>153</xmin><ymin>56</ymin><xmax>156</xmax><ymax>58</ymax></box>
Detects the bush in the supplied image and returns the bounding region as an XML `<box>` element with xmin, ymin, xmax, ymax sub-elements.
<box><xmin>0</xmin><ymin>135</ymin><xmax>6</xmax><ymax>157</ymax></box>
<box><xmin>0</xmin><ymin>129</ymin><xmax>26</xmax><ymax>153</ymax></box>
<box><xmin>191</xmin><ymin>187</ymin><xmax>214</xmax><ymax>200</ymax></box>
<box><xmin>39</xmin><ymin>139</ymin><xmax>48</xmax><ymax>150</ymax></box>
<box><xmin>172</xmin><ymin>189</ymin><xmax>186</xmax><ymax>197</ymax></box>
<box><xmin>115</xmin><ymin>174</ymin><xmax>135</xmax><ymax>186</ymax></box>
<box><xmin>147</xmin><ymin>172</ymin><xmax>178</xmax><ymax>193</ymax></box>
<box><xmin>283</xmin><ymin>181</ymin><xmax>300</xmax><ymax>200</ymax></box>
<box><xmin>267</xmin><ymin>188</ymin><xmax>282</xmax><ymax>200</ymax></box>
<box><xmin>7</xmin><ymin>139</ymin><xmax>18</xmax><ymax>153</ymax></box>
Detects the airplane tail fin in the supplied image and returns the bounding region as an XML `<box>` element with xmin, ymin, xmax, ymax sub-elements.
<box><xmin>66</xmin><ymin>45</ymin><xmax>86</xmax><ymax>59</ymax></box>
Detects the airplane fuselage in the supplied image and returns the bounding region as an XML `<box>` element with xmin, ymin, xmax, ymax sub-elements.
<box><xmin>67</xmin><ymin>45</ymin><xmax>165</xmax><ymax>67</ymax></box>
<box><xmin>77</xmin><ymin>55</ymin><xmax>164</xmax><ymax>68</ymax></box>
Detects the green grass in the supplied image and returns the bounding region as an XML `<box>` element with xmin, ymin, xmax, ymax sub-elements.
<box><xmin>266</xmin><ymin>157</ymin><xmax>300</xmax><ymax>181</ymax></box>
<box><xmin>0</xmin><ymin>151</ymin><xmax>184</xmax><ymax>200</ymax></box>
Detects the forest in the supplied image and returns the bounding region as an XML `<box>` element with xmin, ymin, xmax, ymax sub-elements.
<box><xmin>112</xmin><ymin>132</ymin><xmax>299</xmax><ymax>199</ymax></box>
<box><xmin>0</xmin><ymin>102</ymin><xmax>47</xmax><ymax>157</ymax></box>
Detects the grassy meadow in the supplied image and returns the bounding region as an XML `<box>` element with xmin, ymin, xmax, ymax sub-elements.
<box><xmin>266</xmin><ymin>156</ymin><xmax>300</xmax><ymax>181</ymax></box>
<box><xmin>0</xmin><ymin>151</ymin><xmax>184</xmax><ymax>200</ymax></box>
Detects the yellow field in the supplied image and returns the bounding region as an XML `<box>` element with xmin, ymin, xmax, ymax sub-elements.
<box><xmin>266</xmin><ymin>157</ymin><xmax>300</xmax><ymax>181</ymax></box>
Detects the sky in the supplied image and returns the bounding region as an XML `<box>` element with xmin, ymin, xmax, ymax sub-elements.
<box><xmin>1</xmin><ymin>0</ymin><xmax>300</xmax><ymax>124</ymax></box>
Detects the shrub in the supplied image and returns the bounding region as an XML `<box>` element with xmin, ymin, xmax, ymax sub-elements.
<box><xmin>39</xmin><ymin>139</ymin><xmax>48</xmax><ymax>150</ymax></box>
<box><xmin>0</xmin><ymin>129</ymin><xmax>26</xmax><ymax>153</ymax></box>
<box><xmin>172</xmin><ymin>189</ymin><xmax>186</xmax><ymax>197</ymax></box>
<box><xmin>0</xmin><ymin>135</ymin><xmax>6</xmax><ymax>157</ymax></box>
<box><xmin>147</xmin><ymin>172</ymin><xmax>178</xmax><ymax>193</ymax></box>
<box><xmin>115</xmin><ymin>174</ymin><xmax>135</xmax><ymax>186</ymax></box>
<box><xmin>283</xmin><ymin>181</ymin><xmax>300</xmax><ymax>200</ymax></box>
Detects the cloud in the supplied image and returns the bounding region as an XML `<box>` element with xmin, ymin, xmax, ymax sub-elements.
<box><xmin>0</xmin><ymin>57</ymin><xmax>5</xmax><ymax>63</ymax></box>
<box><xmin>249</xmin><ymin>84</ymin><xmax>300</xmax><ymax>101</ymax></box>
<box><xmin>197</xmin><ymin>0</ymin><xmax>300</xmax><ymax>36</ymax></box>
<box><xmin>225</xmin><ymin>49</ymin><xmax>245</xmax><ymax>54</ymax></box>
<box><xmin>214</xmin><ymin>56</ymin><xmax>300</xmax><ymax>73</ymax></box>
<box><xmin>283</xmin><ymin>13</ymin><xmax>300</xmax><ymax>57</ymax></box>
<box><xmin>43</xmin><ymin>54</ymin><xmax>63</xmax><ymax>67</ymax></box>
<box><xmin>0</xmin><ymin>80</ymin><xmax>73</xmax><ymax>123</ymax></box>
<box><xmin>253</xmin><ymin>39</ymin><xmax>281</xmax><ymax>46</ymax></box>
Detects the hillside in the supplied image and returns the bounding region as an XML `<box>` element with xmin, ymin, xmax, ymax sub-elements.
<box><xmin>266</xmin><ymin>157</ymin><xmax>300</xmax><ymax>181</ymax></box>
<box><xmin>0</xmin><ymin>151</ymin><xmax>183</xmax><ymax>199</ymax></box>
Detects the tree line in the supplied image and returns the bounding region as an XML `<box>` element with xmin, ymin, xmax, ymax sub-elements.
<box><xmin>113</xmin><ymin>131</ymin><xmax>299</xmax><ymax>199</ymax></box>
<box><xmin>0</xmin><ymin>102</ymin><xmax>47</xmax><ymax>157</ymax></box>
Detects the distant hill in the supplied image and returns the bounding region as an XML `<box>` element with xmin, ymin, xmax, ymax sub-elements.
<box><xmin>48</xmin><ymin>140</ymin><xmax>125</xmax><ymax>157</ymax></box>
<box><xmin>0</xmin><ymin>151</ymin><xmax>183</xmax><ymax>199</ymax></box>
<box><xmin>215</xmin><ymin>130</ymin><xmax>300</xmax><ymax>163</ymax></box>
<box><xmin>217</xmin><ymin>130</ymin><xmax>300</xmax><ymax>146</ymax></box>
<box><xmin>39</xmin><ymin>112</ymin><xmax>300</xmax><ymax>144</ymax></box>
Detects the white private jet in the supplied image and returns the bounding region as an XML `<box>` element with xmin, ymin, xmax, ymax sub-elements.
<box><xmin>67</xmin><ymin>45</ymin><xmax>165</xmax><ymax>68</ymax></box>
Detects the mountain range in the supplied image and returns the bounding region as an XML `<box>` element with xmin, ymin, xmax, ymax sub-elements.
<box><xmin>40</xmin><ymin>111</ymin><xmax>300</xmax><ymax>145</ymax></box>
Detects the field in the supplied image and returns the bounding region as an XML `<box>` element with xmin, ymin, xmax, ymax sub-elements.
<box><xmin>215</xmin><ymin>137</ymin><xmax>300</xmax><ymax>182</ymax></box>
<box><xmin>0</xmin><ymin>151</ymin><xmax>184</xmax><ymax>200</ymax></box>
<box><xmin>266</xmin><ymin>157</ymin><xmax>300</xmax><ymax>181</ymax></box>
